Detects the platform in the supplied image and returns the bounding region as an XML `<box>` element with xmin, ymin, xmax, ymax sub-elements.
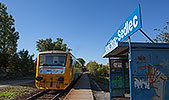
<box><xmin>64</xmin><ymin>73</ymin><xmax>94</xmax><ymax>100</ymax></box>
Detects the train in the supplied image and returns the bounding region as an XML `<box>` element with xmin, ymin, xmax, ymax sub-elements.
<box><xmin>35</xmin><ymin>51</ymin><xmax>82</xmax><ymax>90</ymax></box>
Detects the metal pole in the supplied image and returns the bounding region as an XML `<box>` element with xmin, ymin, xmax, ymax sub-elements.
<box><xmin>128</xmin><ymin>37</ymin><xmax>132</xmax><ymax>62</ymax></box>
<box><xmin>128</xmin><ymin>37</ymin><xmax>132</xmax><ymax>100</ymax></box>
<box><xmin>109</xmin><ymin>57</ymin><xmax>112</xmax><ymax>100</ymax></box>
<box><xmin>139</xmin><ymin>29</ymin><xmax>155</xmax><ymax>43</ymax></box>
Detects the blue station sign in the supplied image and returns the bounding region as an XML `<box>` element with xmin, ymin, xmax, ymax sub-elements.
<box><xmin>104</xmin><ymin>5</ymin><xmax>142</xmax><ymax>55</ymax></box>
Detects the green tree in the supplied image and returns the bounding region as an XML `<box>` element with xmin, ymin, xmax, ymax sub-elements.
<box><xmin>36</xmin><ymin>38</ymin><xmax>70</xmax><ymax>52</ymax></box>
<box><xmin>6</xmin><ymin>49</ymin><xmax>35</xmax><ymax>77</ymax></box>
<box><xmin>154</xmin><ymin>22</ymin><xmax>169</xmax><ymax>43</ymax></box>
<box><xmin>77</xmin><ymin>58</ymin><xmax>85</xmax><ymax>67</ymax></box>
<box><xmin>18</xmin><ymin>49</ymin><xmax>34</xmax><ymax>76</ymax></box>
<box><xmin>96</xmin><ymin>64</ymin><xmax>109</xmax><ymax>77</ymax></box>
<box><xmin>86</xmin><ymin>61</ymin><xmax>98</xmax><ymax>75</ymax></box>
<box><xmin>0</xmin><ymin>3</ymin><xmax>19</xmax><ymax>72</ymax></box>
<box><xmin>6</xmin><ymin>53</ymin><xmax>20</xmax><ymax>76</ymax></box>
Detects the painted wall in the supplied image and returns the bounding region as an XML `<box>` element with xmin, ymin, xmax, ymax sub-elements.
<box><xmin>131</xmin><ymin>49</ymin><xmax>169</xmax><ymax>100</ymax></box>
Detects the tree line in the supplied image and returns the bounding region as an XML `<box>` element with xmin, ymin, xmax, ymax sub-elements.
<box><xmin>0</xmin><ymin>3</ymin><xmax>74</xmax><ymax>79</ymax></box>
<box><xmin>86</xmin><ymin>61</ymin><xmax>109</xmax><ymax>77</ymax></box>
<box><xmin>0</xmin><ymin>2</ymin><xmax>85</xmax><ymax>79</ymax></box>
<box><xmin>0</xmin><ymin>3</ymin><xmax>35</xmax><ymax>78</ymax></box>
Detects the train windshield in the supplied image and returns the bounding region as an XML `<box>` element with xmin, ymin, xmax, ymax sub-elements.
<box><xmin>39</xmin><ymin>53</ymin><xmax>67</xmax><ymax>66</ymax></box>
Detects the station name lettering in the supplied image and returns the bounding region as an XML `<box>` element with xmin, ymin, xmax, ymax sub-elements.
<box><xmin>117</xmin><ymin>15</ymin><xmax>138</xmax><ymax>41</ymax></box>
<box><xmin>105</xmin><ymin>15</ymin><xmax>139</xmax><ymax>53</ymax></box>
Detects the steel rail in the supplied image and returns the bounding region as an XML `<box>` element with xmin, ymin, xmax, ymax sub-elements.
<box><xmin>26</xmin><ymin>90</ymin><xmax>48</xmax><ymax>100</ymax></box>
<box><xmin>51</xmin><ymin>90</ymin><xmax>64</xmax><ymax>100</ymax></box>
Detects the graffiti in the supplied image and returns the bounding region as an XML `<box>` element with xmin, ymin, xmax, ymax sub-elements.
<box><xmin>112</xmin><ymin>76</ymin><xmax>129</xmax><ymax>88</ymax></box>
<box><xmin>137</xmin><ymin>64</ymin><xmax>168</xmax><ymax>100</ymax></box>
<box><xmin>137</xmin><ymin>64</ymin><xmax>162</xmax><ymax>85</ymax></box>
<box><xmin>136</xmin><ymin>55</ymin><xmax>146</xmax><ymax>64</ymax></box>
<box><xmin>160</xmin><ymin>59</ymin><xmax>169</xmax><ymax>71</ymax></box>
<box><xmin>134</xmin><ymin>78</ymin><xmax>150</xmax><ymax>89</ymax></box>
<box><xmin>112</xmin><ymin>76</ymin><xmax>123</xmax><ymax>88</ymax></box>
<box><xmin>153</xmin><ymin>70</ymin><xmax>168</xmax><ymax>100</ymax></box>
<box><xmin>136</xmin><ymin>55</ymin><xmax>169</xmax><ymax>100</ymax></box>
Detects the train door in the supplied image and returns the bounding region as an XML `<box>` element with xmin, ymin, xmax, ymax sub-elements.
<box><xmin>69</xmin><ymin>56</ymin><xmax>74</xmax><ymax>82</ymax></box>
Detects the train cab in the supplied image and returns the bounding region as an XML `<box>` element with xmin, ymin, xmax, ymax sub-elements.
<box><xmin>35</xmin><ymin>51</ymin><xmax>81</xmax><ymax>90</ymax></box>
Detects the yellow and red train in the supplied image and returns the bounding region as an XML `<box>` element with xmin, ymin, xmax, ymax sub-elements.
<box><xmin>35</xmin><ymin>51</ymin><xmax>82</xmax><ymax>90</ymax></box>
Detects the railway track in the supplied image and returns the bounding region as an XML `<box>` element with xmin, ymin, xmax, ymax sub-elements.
<box><xmin>26</xmin><ymin>81</ymin><xmax>74</xmax><ymax>100</ymax></box>
<box><xmin>26</xmin><ymin>90</ymin><xmax>63</xmax><ymax>100</ymax></box>
<box><xmin>26</xmin><ymin>76</ymin><xmax>81</xmax><ymax>100</ymax></box>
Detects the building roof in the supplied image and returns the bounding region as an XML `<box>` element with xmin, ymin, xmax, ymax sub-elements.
<box><xmin>103</xmin><ymin>42</ymin><xmax>169</xmax><ymax>58</ymax></box>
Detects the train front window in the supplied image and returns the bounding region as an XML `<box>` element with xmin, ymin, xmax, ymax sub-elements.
<box><xmin>39</xmin><ymin>53</ymin><xmax>67</xmax><ymax>66</ymax></box>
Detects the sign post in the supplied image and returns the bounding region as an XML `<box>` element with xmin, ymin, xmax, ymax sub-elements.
<box><xmin>128</xmin><ymin>36</ymin><xmax>132</xmax><ymax>99</ymax></box>
<box><xmin>109</xmin><ymin>57</ymin><xmax>112</xmax><ymax>100</ymax></box>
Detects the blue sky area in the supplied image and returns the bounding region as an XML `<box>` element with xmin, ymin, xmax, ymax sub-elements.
<box><xmin>1</xmin><ymin>0</ymin><xmax>169</xmax><ymax>65</ymax></box>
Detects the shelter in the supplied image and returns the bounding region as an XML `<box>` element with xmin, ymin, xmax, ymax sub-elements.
<box><xmin>103</xmin><ymin>42</ymin><xmax>169</xmax><ymax>100</ymax></box>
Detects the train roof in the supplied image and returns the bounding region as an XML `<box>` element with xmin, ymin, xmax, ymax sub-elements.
<box><xmin>38</xmin><ymin>50</ymin><xmax>70</xmax><ymax>54</ymax></box>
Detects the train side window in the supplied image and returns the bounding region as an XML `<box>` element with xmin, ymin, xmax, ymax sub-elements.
<box><xmin>70</xmin><ymin>57</ymin><xmax>73</xmax><ymax>67</ymax></box>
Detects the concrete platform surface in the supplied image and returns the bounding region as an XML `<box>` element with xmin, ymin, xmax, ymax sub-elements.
<box><xmin>64</xmin><ymin>73</ymin><xmax>94</xmax><ymax>100</ymax></box>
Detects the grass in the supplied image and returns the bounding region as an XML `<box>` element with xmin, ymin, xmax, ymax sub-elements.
<box><xmin>0</xmin><ymin>87</ymin><xmax>27</xmax><ymax>100</ymax></box>
<box><xmin>0</xmin><ymin>82</ymin><xmax>37</xmax><ymax>100</ymax></box>
<box><xmin>0</xmin><ymin>91</ymin><xmax>17</xmax><ymax>100</ymax></box>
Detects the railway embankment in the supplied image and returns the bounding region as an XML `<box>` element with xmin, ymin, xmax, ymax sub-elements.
<box><xmin>0</xmin><ymin>81</ymin><xmax>40</xmax><ymax>100</ymax></box>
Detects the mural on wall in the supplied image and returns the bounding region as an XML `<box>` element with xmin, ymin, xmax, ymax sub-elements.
<box><xmin>132</xmin><ymin>50</ymin><xmax>169</xmax><ymax>100</ymax></box>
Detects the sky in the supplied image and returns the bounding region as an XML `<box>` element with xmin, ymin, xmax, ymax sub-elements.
<box><xmin>1</xmin><ymin>0</ymin><xmax>169</xmax><ymax>65</ymax></box>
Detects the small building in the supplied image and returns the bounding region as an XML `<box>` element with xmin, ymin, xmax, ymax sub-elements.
<box><xmin>103</xmin><ymin>42</ymin><xmax>169</xmax><ymax>100</ymax></box>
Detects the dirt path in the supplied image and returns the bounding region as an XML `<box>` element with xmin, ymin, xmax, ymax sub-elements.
<box><xmin>0</xmin><ymin>80</ymin><xmax>34</xmax><ymax>88</ymax></box>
